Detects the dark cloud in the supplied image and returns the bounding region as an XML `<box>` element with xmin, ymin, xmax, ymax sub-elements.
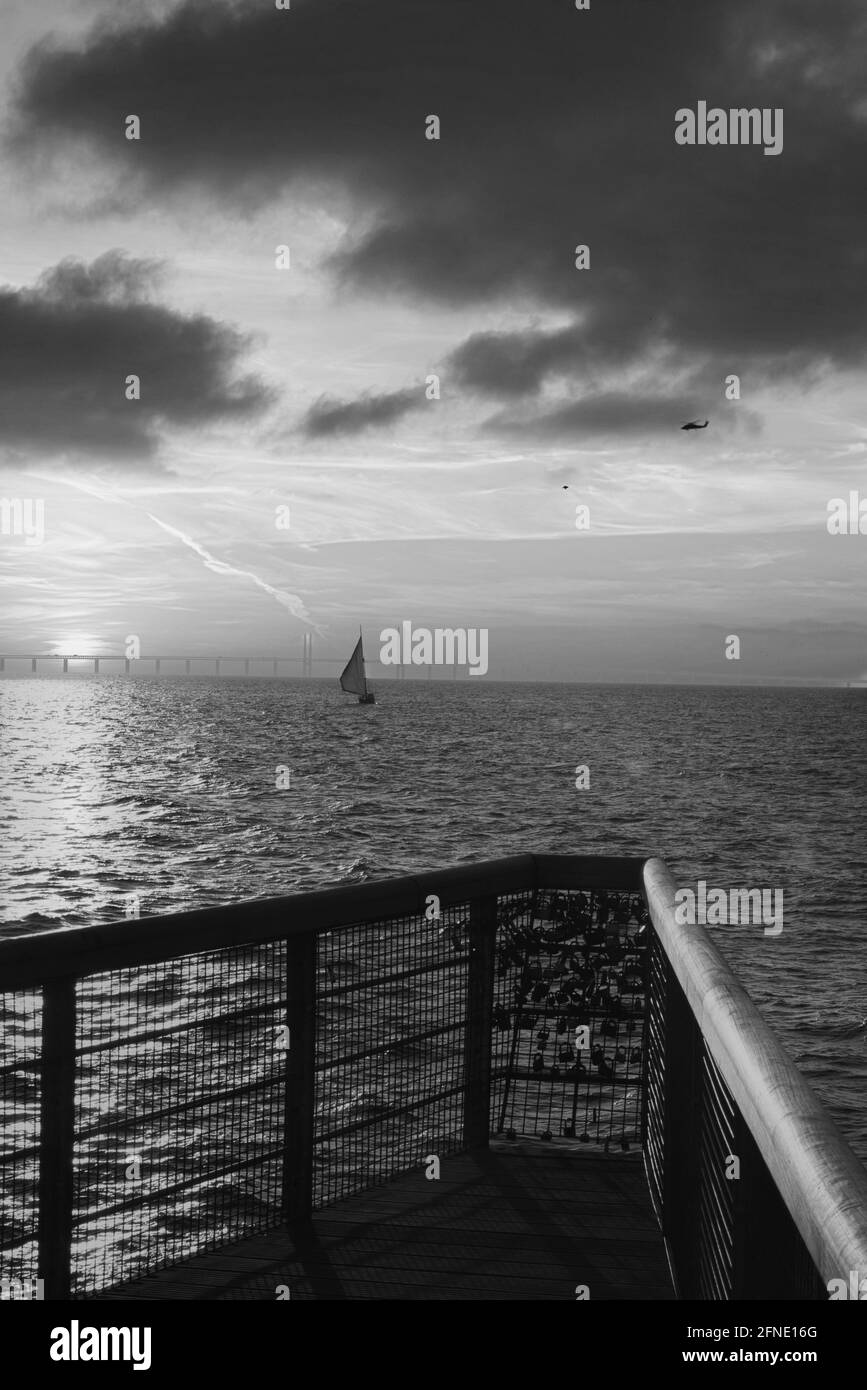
<box><xmin>448</xmin><ymin>324</ymin><xmax>589</xmax><ymax>400</ymax></box>
<box><xmin>447</xmin><ymin>320</ymin><xmax>664</xmax><ymax>400</ymax></box>
<box><xmin>443</xmin><ymin>321</ymin><xmax>804</xmax><ymax>434</ymax></box>
<box><xmin>446</xmin><ymin>319</ymin><xmax>825</xmax><ymax>405</ymax></box>
<box><xmin>36</xmin><ymin>252</ymin><xmax>165</xmax><ymax>304</ymax></box>
<box><xmin>0</xmin><ymin>251</ymin><xmax>273</xmax><ymax>464</ymax></box>
<box><xmin>10</xmin><ymin>0</ymin><xmax>867</xmax><ymax>435</ymax></box>
<box><xmin>301</xmin><ymin>387</ymin><xmax>421</xmax><ymax>438</ymax></box>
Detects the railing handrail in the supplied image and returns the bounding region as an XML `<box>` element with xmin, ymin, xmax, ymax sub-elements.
<box><xmin>0</xmin><ymin>853</ymin><xmax>646</xmax><ymax>990</ymax></box>
<box><xmin>643</xmin><ymin>856</ymin><xmax>867</xmax><ymax>1287</ymax></box>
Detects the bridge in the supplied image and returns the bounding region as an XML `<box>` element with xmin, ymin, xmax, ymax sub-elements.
<box><xmin>0</xmin><ymin>633</ymin><xmax>430</xmax><ymax>678</ymax></box>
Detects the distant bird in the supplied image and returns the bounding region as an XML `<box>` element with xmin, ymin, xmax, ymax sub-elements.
<box><xmin>681</xmin><ymin>419</ymin><xmax>709</xmax><ymax>431</ymax></box>
<box><xmin>562</xmin><ymin>485</ymin><xmax>569</xmax><ymax>490</ymax></box>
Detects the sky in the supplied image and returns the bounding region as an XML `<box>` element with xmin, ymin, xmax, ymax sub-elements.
<box><xmin>0</xmin><ymin>0</ymin><xmax>865</xmax><ymax>683</ymax></box>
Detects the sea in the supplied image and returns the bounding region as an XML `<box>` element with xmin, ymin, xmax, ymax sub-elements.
<box><xmin>1</xmin><ymin>677</ymin><xmax>865</xmax><ymax>1163</ymax></box>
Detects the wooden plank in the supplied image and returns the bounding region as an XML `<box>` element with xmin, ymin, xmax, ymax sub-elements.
<box><xmin>91</xmin><ymin>1148</ymin><xmax>673</xmax><ymax>1302</ymax></box>
<box><xmin>227</xmin><ymin>1224</ymin><xmax>664</xmax><ymax>1253</ymax></box>
<box><xmin>533</xmin><ymin>854</ymin><xmax>646</xmax><ymax>892</ymax></box>
<box><xmin>170</xmin><ymin>1242</ymin><xmax>629</xmax><ymax>1274</ymax></box>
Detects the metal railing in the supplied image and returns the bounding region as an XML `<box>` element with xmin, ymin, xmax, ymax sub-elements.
<box><xmin>1</xmin><ymin>853</ymin><xmax>866</xmax><ymax>1299</ymax></box>
<box><xmin>643</xmin><ymin>858</ymin><xmax>867</xmax><ymax>1299</ymax></box>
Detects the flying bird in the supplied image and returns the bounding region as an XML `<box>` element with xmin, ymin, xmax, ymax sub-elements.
<box><xmin>681</xmin><ymin>419</ymin><xmax>709</xmax><ymax>431</ymax></box>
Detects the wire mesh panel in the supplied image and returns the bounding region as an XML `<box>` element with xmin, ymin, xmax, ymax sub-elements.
<box><xmin>698</xmin><ymin>1046</ymin><xmax>737</xmax><ymax>1300</ymax></box>
<box><xmin>643</xmin><ymin>931</ymin><xmax>667</xmax><ymax>1217</ymax></box>
<box><xmin>314</xmin><ymin>906</ymin><xmax>469</xmax><ymax>1207</ymax></box>
<box><xmin>0</xmin><ymin>989</ymin><xmax>42</xmax><ymax>1295</ymax></box>
<box><xmin>491</xmin><ymin>887</ymin><xmax>649</xmax><ymax>1147</ymax></box>
<box><xmin>71</xmin><ymin>943</ymin><xmax>288</xmax><ymax>1295</ymax></box>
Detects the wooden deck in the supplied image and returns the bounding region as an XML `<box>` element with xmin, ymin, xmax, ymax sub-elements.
<box><xmin>94</xmin><ymin>1141</ymin><xmax>674</xmax><ymax>1301</ymax></box>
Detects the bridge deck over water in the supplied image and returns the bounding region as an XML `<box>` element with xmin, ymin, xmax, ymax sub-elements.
<box><xmin>93</xmin><ymin>1143</ymin><xmax>673</xmax><ymax>1301</ymax></box>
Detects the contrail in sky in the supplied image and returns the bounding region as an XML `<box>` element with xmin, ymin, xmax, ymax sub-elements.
<box><xmin>145</xmin><ymin>512</ymin><xmax>322</xmax><ymax>631</ymax></box>
<box><xmin>36</xmin><ymin>471</ymin><xmax>321</xmax><ymax>632</ymax></box>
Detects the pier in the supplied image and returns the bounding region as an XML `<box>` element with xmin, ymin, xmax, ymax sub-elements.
<box><xmin>1</xmin><ymin>854</ymin><xmax>866</xmax><ymax>1300</ymax></box>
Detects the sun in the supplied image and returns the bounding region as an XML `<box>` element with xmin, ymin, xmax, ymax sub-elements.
<box><xmin>47</xmin><ymin>633</ymin><xmax>109</xmax><ymax>656</ymax></box>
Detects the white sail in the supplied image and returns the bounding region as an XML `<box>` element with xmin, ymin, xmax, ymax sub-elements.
<box><xmin>339</xmin><ymin>636</ymin><xmax>367</xmax><ymax>697</ymax></box>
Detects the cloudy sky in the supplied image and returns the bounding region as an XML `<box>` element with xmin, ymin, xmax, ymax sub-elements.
<box><xmin>0</xmin><ymin>0</ymin><xmax>865</xmax><ymax>683</ymax></box>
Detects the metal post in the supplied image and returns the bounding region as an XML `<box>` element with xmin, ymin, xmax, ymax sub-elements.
<box><xmin>155</xmin><ymin>658</ymin><xmax>161</xmax><ymax>675</ymax></box>
<box><xmin>283</xmin><ymin>934</ymin><xmax>317</xmax><ymax>1224</ymax></box>
<box><xmin>37</xmin><ymin>979</ymin><xmax>76</xmax><ymax>1299</ymax></box>
<box><xmin>31</xmin><ymin>658</ymin><xmax>36</xmax><ymax>672</ymax></box>
<box><xmin>185</xmin><ymin>659</ymin><xmax>191</xmax><ymax>675</ymax></box>
<box><xmin>125</xmin><ymin>658</ymin><xmax>130</xmax><ymax>674</ymax></box>
<box><xmin>94</xmin><ymin>658</ymin><xmax>99</xmax><ymax>674</ymax></box>
<box><xmin>62</xmin><ymin>658</ymin><xmax>68</xmax><ymax>673</ymax></box>
<box><xmin>463</xmin><ymin>895</ymin><xmax>497</xmax><ymax>1148</ymax></box>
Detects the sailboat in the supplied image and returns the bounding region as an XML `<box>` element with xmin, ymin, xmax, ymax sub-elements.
<box><xmin>339</xmin><ymin>629</ymin><xmax>376</xmax><ymax>705</ymax></box>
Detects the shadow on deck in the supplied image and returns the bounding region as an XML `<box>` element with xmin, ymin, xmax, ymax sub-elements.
<box><xmin>94</xmin><ymin>1142</ymin><xmax>674</xmax><ymax>1301</ymax></box>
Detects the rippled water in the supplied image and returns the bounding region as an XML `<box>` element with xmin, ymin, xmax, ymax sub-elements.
<box><xmin>1</xmin><ymin>677</ymin><xmax>865</xmax><ymax>1160</ymax></box>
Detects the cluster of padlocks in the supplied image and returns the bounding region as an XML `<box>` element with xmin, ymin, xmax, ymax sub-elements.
<box><xmin>492</xmin><ymin>889</ymin><xmax>649</xmax><ymax>1144</ymax></box>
